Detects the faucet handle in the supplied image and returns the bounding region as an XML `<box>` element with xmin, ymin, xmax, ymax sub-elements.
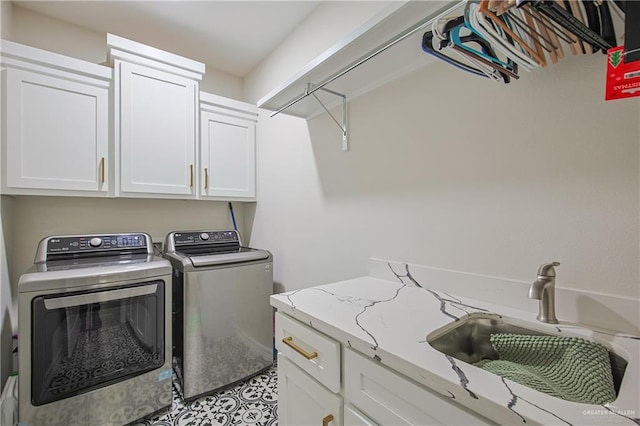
<box><xmin>537</xmin><ymin>262</ymin><xmax>560</xmax><ymax>277</ymax></box>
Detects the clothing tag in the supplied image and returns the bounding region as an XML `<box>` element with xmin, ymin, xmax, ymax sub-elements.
<box><xmin>605</xmin><ymin>46</ymin><xmax>640</xmax><ymax>101</ymax></box>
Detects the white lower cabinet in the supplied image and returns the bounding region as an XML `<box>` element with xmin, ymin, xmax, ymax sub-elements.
<box><xmin>344</xmin><ymin>348</ymin><xmax>490</xmax><ymax>425</ymax></box>
<box><xmin>275</xmin><ymin>312</ymin><xmax>342</xmax><ymax>426</ymax></box>
<box><xmin>275</xmin><ymin>311</ymin><xmax>490</xmax><ymax>426</ymax></box>
<box><xmin>344</xmin><ymin>405</ymin><xmax>377</xmax><ymax>426</ymax></box>
<box><xmin>278</xmin><ymin>354</ymin><xmax>342</xmax><ymax>426</ymax></box>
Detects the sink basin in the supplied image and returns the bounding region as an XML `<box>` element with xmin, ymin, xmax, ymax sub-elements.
<box><xmin>427</xmin><ymin>313</ymin><xmax>627</xmax><ymax>395</ymax></box>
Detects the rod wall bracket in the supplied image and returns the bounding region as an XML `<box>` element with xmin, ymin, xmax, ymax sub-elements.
<box><xmin>309</xmin><ymin>84</ymin><xmax>348</xmax><ymax>152</ymax></box>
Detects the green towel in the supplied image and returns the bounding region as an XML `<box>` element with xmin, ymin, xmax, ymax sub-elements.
<box><xmin>474</xmin><ymin>334</ymin><xmax>616</xmax><ymax>404</ymax></box>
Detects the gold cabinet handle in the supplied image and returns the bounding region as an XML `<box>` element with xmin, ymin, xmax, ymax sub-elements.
<box><xmin>189</xmin><ymin>164</ymin><xmax>194</xmax><ymax>188</ymax></box>
<box><xmin>282</xmin><ymin>336</ymin><xmax>318</xmax><ymax>360</ymax></box>
<box><xmin>322</xmin><ymin>414</ymin><xmax>334</xmax><ymax>426</ymax></box>
<box><xmin>100</xmin><ymin>157</ymin><xmax>105</xmax><ymax>183</ymax></box>
<box><xmin>204</xmin><ymin>167</ymin><xmax>209</xmax><ymax>190</ymax></box>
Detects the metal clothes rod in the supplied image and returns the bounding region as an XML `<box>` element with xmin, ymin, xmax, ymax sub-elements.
<box><xmin>270</xmin><ymin>0</ymin><xmax>463</xmax><ymax>118</ymax></box>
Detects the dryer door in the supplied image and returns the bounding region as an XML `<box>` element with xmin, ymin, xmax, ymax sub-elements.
<box><xmin>30</xmin><ymin>280</ymin><xmax>165</xmax><ymax>406</ymax></box>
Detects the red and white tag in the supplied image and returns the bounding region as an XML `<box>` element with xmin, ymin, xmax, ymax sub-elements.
<box><xmin>605</xmin><ymin>46</ymin><xmax>640</xmax><ymax>101</ymax></box>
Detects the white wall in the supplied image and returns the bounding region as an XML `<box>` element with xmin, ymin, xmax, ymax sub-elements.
<box><xmin>10</xmin><ymin>5</ymin><xmax>105</xmax><ymax>64</ymax></box>
<box><xmin>8</xmin><ymin>5</ymin><xmax>243</xmax><ymax>99</ymax></box>
<box><xmin>8</xmin><ymin>197</ymin><xmax>246</xmax><ymax>291</ymax></box>
<box><xmin>202</xmin><ymin>65</ymin><xmax>243</xmax><ymax>100</ymax></box>
<box><xmin>0</xmin><ymin>0</ymin><xmax>14</xmax><ymax>391</ymax></box>
<box><xmin>249</xmin><ymin>51</ymin><xmax>640</xmax><ymax>308</ymax></box>
<box><xmin>0</xmin><ymin>197</ymin><xmax>14</xmax><ymax>391</ymax></box>
<box><xmin>1</xmin><ymin>1</ymin><xmax>12</xmax><ymax>39</ymax></box>
<box><xmin>244</xmin><ymin>1</ymin><xmax>393</xmax><ymax>103</ymax></box>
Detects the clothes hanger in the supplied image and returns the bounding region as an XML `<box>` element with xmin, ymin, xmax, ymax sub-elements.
<box><xmin>518</xmin><ymin>5</ymin><xmax>565</xmax><ymax>63</ymax></box>
<box><xmin>523</xmin><ymin>9</ymin><xmax>559</xmax><ymax>63</ymax></box>
<box><xmin>523</xmin><ymin>6</ymin><xmax>573</xmax><ymax>60</ymax></box>
<box><xmin>596</xmin><ymin>1</ymin><xmax>617</xmax><ymax>51</ymax></box>
<box><xmin>478</xmin><ymin>0</ymin><xmax>549</xmax><ymax>66</ymax></box>
<box><xmin>528</xmin><ymin>5</ymin><xmax>576</xmax><ymax>45</ymax></box>
<box><xmin>582</xmin><ymin>0</ymin><xmax>601</xmax><ymax>39</ymax></box>
<box><xmin>532</xmin><ymin>8</ymin><xmax>562</xmax><ymax>62</ymax></box>
<box><xmin>421</xmin><ymin>31</ymin><xmax>493</xmax><ymax>79</ymax></box>
<box><xmin>449</xmin><ymin>42</ymin><xmax>520</xmax><ymax>81</ymax></box>
<box><xmin>427</xmin><ymin>16</ymin><xmax>508</xmax><ymax>81</ymax></box>
<box><xmin>561</xmin><ymin>1</ymin><xmax>586</xmax><ymax>53</ymax></box>
<box><xmin>503</xmin><ymin>0</ymin><xmax>573</xmax><ymax>60</ymax></box>
<box><xmin>470</xmin><ymin>4</ymin><xmax>537</xmax><ymax>71</ymax></box>
<box><xmin>523</xmin><ymin>0</ymin><xmax>613</xmax><ymax>52</ymax></box>
<box><xmin>434</xmin><ymin>15</ymin><xmax>517</xmax><ymax>82</ymax></box>
<box><xmin>450</xmin><ymin>23</ymin><xmax>514</xmax><ymax>69</ymax></box>
<box><xmin>503</xmin><ymin>7</ymin><xmax>556</xmax><ymax>59</ymax></box>
<box><xmin>467</xmin><ymin>1</ymin><xmax>539</xmax><ymax>71</ymax></box>
<box><xmin>567</xmin><ymin>0</ymin><xmax>593</xmax><ymax>54</ymax></box>
<box><xmin>465</xmin><ymin>5</ymin><xmax>532</xmax><ymax>75</ymax></box>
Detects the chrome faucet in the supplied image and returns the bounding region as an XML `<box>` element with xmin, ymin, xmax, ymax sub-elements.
<box><xmin>529</xmin><ymin>262</ymin><xmax>560</xmax><ymax>324</ymax></box>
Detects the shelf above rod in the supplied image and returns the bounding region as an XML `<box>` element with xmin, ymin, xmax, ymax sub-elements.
<box><xmin>268</xmin><ymin>0</ymin><xmax>461</xmax><ymax>118</ymax></box>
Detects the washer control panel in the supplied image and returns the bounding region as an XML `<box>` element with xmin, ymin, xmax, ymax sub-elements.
<box><xmin>173</xmin><ymin>230</ymin><xmax>239</xmax><ymax>246</ymax></box>
<box><xmin>46</xmin><ymin>234</ymin><xmax>149</xmax><ymax>254</ymax></box>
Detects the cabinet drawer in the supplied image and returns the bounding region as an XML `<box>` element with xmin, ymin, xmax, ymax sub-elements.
<box><xmin>344</xmin><ymin>404</ymin><xmax>377</xmax><ymax>426</ymax></box>
<box><xmin>278</xmin><ymin>354</ymin><xmax>342</xmax><ymax>426</ymax></box>
<box><xmin>275</xmin><ymin>312</ymin><xmax>340</xmax><ymax>393</ymax></box>
<box><xmin>345</xmin><ymin>349</ymin><xmax>489</xmax><ymax>425</ymax></box>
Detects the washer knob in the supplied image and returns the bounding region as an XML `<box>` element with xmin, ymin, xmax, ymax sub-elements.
<box><xmin>200</xmin><ymin>233</ymin><xmax>210</xmax><ymax>241</ymax></box>
<box><xmin>89</xmin><ymin>237</ymin><xmax>102</xmax><ymax>248</ymax></box>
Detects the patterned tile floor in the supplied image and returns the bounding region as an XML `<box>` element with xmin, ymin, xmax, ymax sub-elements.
<box><xmin>132</xmin><ymin>366</ymin><xmax>278</xmax><ymax>426</ymax></box>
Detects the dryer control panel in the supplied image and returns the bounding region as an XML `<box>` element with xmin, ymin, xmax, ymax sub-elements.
<box><xmin>38</xmin><ymin>233</ymin><xmax>152</xmax><ymax>261</ymax></box>
<box><xmin>172</xmin><ymin>230</ymin><xmax>239</xmax><ymax>246</ymax></box>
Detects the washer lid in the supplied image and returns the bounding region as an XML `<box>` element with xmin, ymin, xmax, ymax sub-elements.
<box><xmin>187</xmin><ymin>248</ymin><xmax>271</xmax><ymax>267</ymax></box>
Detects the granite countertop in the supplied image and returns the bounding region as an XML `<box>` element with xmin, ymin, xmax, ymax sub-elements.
<box><xmin>270</xmin><ymin>264</ymin><xmax>640</xmax><ymax>425</ymax></box>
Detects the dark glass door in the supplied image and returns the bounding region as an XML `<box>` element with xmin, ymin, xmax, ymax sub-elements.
<box><xmin>31</xmin><ymin>280</ymin><xmax>165</xmax><ymax>405</ymax></box>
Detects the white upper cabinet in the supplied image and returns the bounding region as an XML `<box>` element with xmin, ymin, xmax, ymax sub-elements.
<box><xmin>200</xmin><ymin>92</ymin><xmax>257</xmax><ymax>200</ymax></box>
<box><xmin>1</xmin><ymin>40</ymin><xmax>111</xmax><ymax>196</ymax></box>
<box><xmin>2</xmin><ymin>36</ymin><xmax>258</xmax><ymax>202</ymax></box>
<box><xmin>108</xmin><ymin>34</ymin><xmax>205</xmax><ymax>199</ymax></box>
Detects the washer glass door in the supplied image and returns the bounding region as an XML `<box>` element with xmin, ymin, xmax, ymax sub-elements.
<box><xmin>30</xmin><ymin>280</ymin><xmax>165</xmax><ymax>406</ymax></box>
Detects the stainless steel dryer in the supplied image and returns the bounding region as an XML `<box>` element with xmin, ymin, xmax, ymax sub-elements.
<box><xmin>163</xmin><ymin>230</ymin><xmax>273</xmax><ymax>400</ymax></box>
<box><xmin>18</xmin><ymin>233</ymin><xmax>173</xmax><ymax>426</ymax></box>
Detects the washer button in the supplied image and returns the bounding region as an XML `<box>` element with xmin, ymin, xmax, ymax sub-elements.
<box><xmin>200</xmin><ymin>233</ymin><xmax>210</xmax><ymax>241</ymax></box>
<box><xmin>89</xmin><ymin>237</ymin><xmax>102</xmax><ymax>248</ymax></box>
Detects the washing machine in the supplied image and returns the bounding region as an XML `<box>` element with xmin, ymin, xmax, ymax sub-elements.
<box><xmin>163</xmin><ymin>229</ymin><xmax>273</xmax><ymax>400</ymax></box>
<box><xmin>18</xmin><ymin>233</ymin><xmax>173</xmax><ymax>426</ymax></box>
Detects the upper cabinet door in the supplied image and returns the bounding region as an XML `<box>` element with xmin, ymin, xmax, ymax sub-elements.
<box><xmin>3</xmin><ymin>68</ymin><xmax>109</xmax><ymax>195</ymax></box>
<box><xmin>201</xmin><ymin>110</ymin><xmax>256</xmax><ymax>200</ymax></box>
<box><xmin>117</xmin><ymin>61</ymin><xmax>197</xmax><ymax>197</ymax></box>
<box><xmin>199</xmin><ymin>92</ymin><xmax>258</xmax><ymax>201</ymax></box>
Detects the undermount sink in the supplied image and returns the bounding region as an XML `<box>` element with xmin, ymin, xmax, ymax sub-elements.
<box><xmin>427</xmin><ymin>313</ymin><xmax>627</xmax><ymax>395</ymax></box>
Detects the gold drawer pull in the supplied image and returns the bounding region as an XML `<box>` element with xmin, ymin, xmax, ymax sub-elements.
<box><xmin>100</xmin><ymin>157</ymin><xmax>105</xmax><ymax>183</ymax></box>
<box><xmin>204</xmin><ymin>167</ymin><xmax>209</xmax><ymax>189</ymax></box>
<box><xmin>189</xmin><ymin>164</ymin><xmax>194</xmax><ymax>188</ymax></box>
<box><xmin>322</xmin><ymin>414</ymin><xmax>334</xmax><ymax>426</ymax></box>
<box><xmin>282</xmin><ymin>336</ymin><xmax>318</xmax><ymax>360</ymax></box>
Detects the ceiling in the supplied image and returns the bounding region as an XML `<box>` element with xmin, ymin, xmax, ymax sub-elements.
<box><xmin>11</xmin><ymin>0</ymin><xmax>321</xmax><ymax>77</ymax></box>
